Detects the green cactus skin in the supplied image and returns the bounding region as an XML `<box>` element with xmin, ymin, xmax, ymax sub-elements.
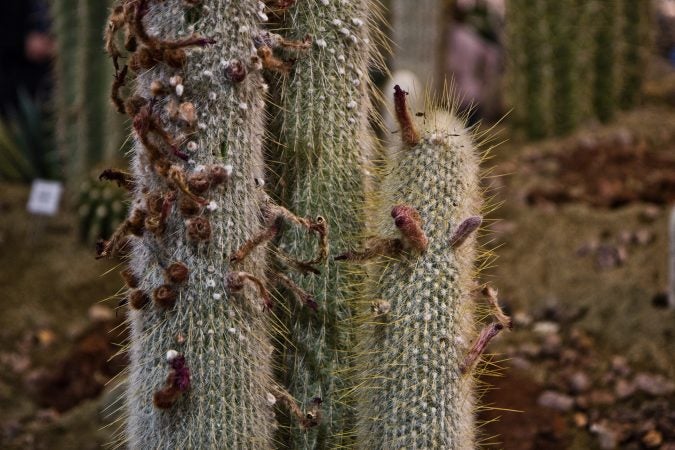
<box><xmin>74</xmin><ymin>0</ymin><xmax>116</xmax><ymax>179</ymax></box>
<box><xmin>592</xmin><ymin>0</ymin><xmax>617</xmax><ymax>123</ymax></box>
<box><xmin>77</xmin><ymin>176</ymin><xmax>127</xmax><ymax>244</ymax></box>
<box><xmin>51</xmin><ymin>0</ymin><xmax>80</xmax><ymax>178</ymax></box>
<box><xmin>546</xmin><ymin>0</ymin><xmax>577</xmax><ymax>135</ymax></box>
<box><xmin>356</xmin><ymin>109</ymin><xmax>482</xmax><ymax>449</ymax></box>
<box><xmin>123</xmin><ymin>1</ymin><xmax>275</xmax><ymax>447</ymax></box>
<box><xmin>272</xmin><ymin>1</ymin><xmax>379</xmax><ymax>447</ymax></box>
<box><xmin>506</xmin><ymin>0</ymin><xmax>547</xmax><ymax>139</ymax></box>
<box><xmin>618</xmin><ymin>0</ymin><xmax>648</xmax><ymax>110</ymax></box>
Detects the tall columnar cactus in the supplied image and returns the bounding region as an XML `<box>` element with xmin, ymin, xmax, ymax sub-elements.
<box><xmin>506</xmin><ymin>0</ymin><xmax>547</xmax><ymax>138</ymax></box>
<box><xmin>272</xmin><ymin>1</ymin><xmax>378</xmax><ymax>447</ymax></box>
<box><xmin>51</xmin><ymin>0</ymin><xmax>125</xmax><ymax>183</ymax></box>
<box><xmin>546</xmin><ymin>0</ymin><xmax>578</xmax><ymax>135</ymax></box>
<box><xmin>51</xmin><ymin>0</ymin><xmax>80</xmax><ymax>177</ymax></box>
<box><xmin>342</xmin><ymin>88</ymin><xmax>484</xmax><ymax>449</ymax></box>
<box><xmin>99</xmin><ymin>0</ymin><xmax>281</xmax><ymax>447</ymax></box>
<box><xmin>618</xmin><ymin>0</ymin><xmax>649</xmax><ymax>110</ymax></box>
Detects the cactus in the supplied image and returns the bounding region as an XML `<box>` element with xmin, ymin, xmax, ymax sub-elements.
<box><xmin>270</xmin><ymin>1</ymin><xmax>379</xmax><ymax>447</ymax></box>
<box><xmin>91</xmin><ymin>0</ymin><xmax>505</xmax><ymax>447</ymax></box>
<box><xmin>77</xmin><ymin>173</ymin><xmax>128</xmax><ymax>244</ymax></box>
<box><xmin>51</xmin><ymin>0</ymin><xmax>125</xmax><ymax>183</ymax></box>
<box><xmin>506</xmin><ymin>0</ymin><xmax>651</xmax><ymax>138</ymax></box>
<box><xmin>341</xmin><ymin>87</ymin><xmax>485</xmax><ymax>449</ymax></box>
<box><xmin>618</xmin><ymin>0</ymin><xmax>649</xmax><ymax>110</ymax></box>
<box><xmin>506</xmin><ymin>0</ymin><xmax>547</xmax><ymax>138</ymax></box>
<box><xmin>99</xmin><ymin>0</ymin><xmax>283</xmax><ymax>447</ymax></box>
<box><xmin>592</xmin><ymin>0</ymin><xmax>617</xmax><ymax>123</ymax></box>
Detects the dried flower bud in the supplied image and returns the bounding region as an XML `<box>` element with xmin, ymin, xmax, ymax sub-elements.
<box><xmin>187</xmin><ymin>172</ymin><xmax>210</xmax><ymax>193</ymax></box>
<box><xmin>129</xmin><ymin>289</ymin><xmax>150</xmax><ymax>309</ymax></box>
<box><xmin>224</xmin><ymin>60</ymin><xmax>246</xmax><ymax>83</ymax></box>
<box><xmin>178</xmin><ymin>102</ymin><xmax>197</xmax><ymax>127</ymax></box>
<box><xmin>209</xmin><ymin>165</ymin><xmax>229</xmax><ymax>185</ymax></box>
<box><xmin>153</xmin><ymin>284</ymin><xmax>177</xmax><ymax>309</ymax></box>
<box><xmin>166</xmin><ymin>262</ymin><xmax>189</xmax><ymax>284</ymax></box>
<box><xmin>179</xmin><ymin>196</ymin><xmax>201</xmax><ymax>217</ymax></box>
<box><xmin>186</xmin><ymin>217</ymin><xmax>211</xmax><ymax>241</ymax></box>
<box><xmin>120</xmin><ymin>268</ymin><xmax>139</xmax><ymax>288</ymax></box>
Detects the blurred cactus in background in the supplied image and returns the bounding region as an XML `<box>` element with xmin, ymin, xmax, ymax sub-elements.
<box><xmin>76</xmin><ymin>170</ymin><xmax>127</xmax><ymax>244</ymax></box>
<box><xmin>506</xmin><ymin>0</ymin><xmax>652</xmax><ymax>138</ymax></box>
<box><xmin>51</xmin><ymin>0</ymin><xmax>126</xmax><ymax>183</ymax></box>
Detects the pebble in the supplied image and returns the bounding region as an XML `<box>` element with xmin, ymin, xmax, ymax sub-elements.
<box><xmin>614</xmin><ymin>378</ymin><xmax>636</xmax><ymax>399</ymax></box>
<box><xmin>568</xmin><ymin>371</ymin><xmax>591</xmax><ymax>393</ymax></box>
<box><xmin>538</xmin><ymin>390</ymin><xmax>575</xmax><ymax>412</ymax></box>
<box><xmin>590</xmin><ymin>421</ymin><xmax>621</xmax><ymax>450</ymax></box>
<box><xmin>573</xmin><ymin>412</ymin><xmax>588</xmax><ymax>428</ymax></box>
<box><xmin>634</xmin><ymin>373</ymin><xmax>675</xmax><ymax>396</ymax></box>
<box><xmin>642</xmin><ymin>429</ymin><xmax>663</xmax><ymax>448</ymax></box>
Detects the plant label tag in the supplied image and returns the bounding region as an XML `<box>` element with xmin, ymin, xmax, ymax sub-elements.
<box><xmin>27</xmin><ymin>179</ymin><xmax>63</xmax><ymax>216</ymax></box>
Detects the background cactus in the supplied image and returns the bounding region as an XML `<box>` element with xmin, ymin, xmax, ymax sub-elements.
<box><xmin>506</xmin><ymin>0</ymin><xmax>652</xmax><ymax>138</ymax></box>
<box><xmin>270</xmin><ymin>1</ymin><xmax>379</xmax><ymax>447</ymax></box>
<box><xmin>51</xmin><ymin>0</ymin><xmax>125</xmax><ymax>184</ymax></box>
<box><xmin>76</xmin><ymin>172</ymin><xmax>127</xmax><ymax>244</ymax></box>
<box><xmin>352</xmin><ymin>91</ymin><xmax>483</xmax><ymax>449</ymax></box>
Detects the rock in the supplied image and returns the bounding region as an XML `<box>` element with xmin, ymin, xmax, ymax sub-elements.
<box><xmin>538</xmin><ymin>390</ymin><xmax>575</xmax><ymax>412</ymax></box>
<box><xmin>541</xmin><ymin>333</ymin><xmax>562</xmax><ymax>357</ymax></box>
<box><xmin>590</xmin><ymin>421</ymin><xmax>621</xmax><ymax>450</ymax></box>
<box><xmin>88</xmin><ymin>304</ymin><xmax>115</xmax><ymax>323</ymax></box>
<box><xmin>639</xmin><ymin>205</ymin><xmax>661</xmax><ymax>223</ymax></box>
<box><xmin>512</xmin><ymin>310</ymin><xmax>532</xmax><ymax>327</ymax></box>
<box><xmin>596</xmin><ymin>244</ymin><xmax>626</xmax><ymax>270</ymax></box>
<box><xmin>633</xmin><ymin>228</ymin><xmax>653</xmax><ymax>245</ymax></box>
<box><xmin>574</xmin><ymin>412</ymin><xmax>589</xmax><ymax>428</ymax></box>
<box><xmin>611</xmin><ymin>355</ymin><xmax>631</xmax><ymax>376</ymax></box>
<box><xmin>533</xmin><ymin>321</ymin><xmax>560</xmax><ymax>335</ymax></box>
<box><xmin>642</xmin><ymin>429</ymin><xmax>663</xmax><ymax>448</ymax></box>
<box><xmin>34</xmin><ymin>328</ymin><xmax>57</xmax><ymax>347</ymax></box>
<box><xmin>589</xmin><ymin>389</ymin><xmax>615</xmax><ymax>406</ymax></box>
<box><xmin>615</xmin><ymin>378</ymin><xmax>636</xmax><ymax>399</ymax></box>
<box><xmin>634</xmin><ymin>373</ymin><xmax>675</xmax><ymax>396</ymax></box>
<box><xmin>569</xmin><ymin>371</ymin><xmax>591</xmax><ymax>393</ymax></box>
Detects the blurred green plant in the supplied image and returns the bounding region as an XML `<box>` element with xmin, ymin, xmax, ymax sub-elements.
<box><xmin>0</xmin><ymin>90</ymin><xmax>59</xmax><ymax>182</ymax></box>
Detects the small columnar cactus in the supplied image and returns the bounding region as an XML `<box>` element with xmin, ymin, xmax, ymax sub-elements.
<box><xmin>77</xmin><ymin>173</ymin><xmax>127</xmax><ymax>244</ymax></box>
<box><xmin>344</xmin><ymin>87</ymin><xmax>484</xmax><ymax>449</ymax></box>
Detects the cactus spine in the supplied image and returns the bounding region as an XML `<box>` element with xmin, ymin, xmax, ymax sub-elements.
<box><xmin>273</xmin><ymin>1</ymin><xmax>377</xmax><ymax>447</ymax></box>
<box><xmin>117</xmin><ymin>1</ymin><xmax>275</xmax><ymax>447</ymax></box>
<box><xmin>354</xmin><ymin>92</ymin><xmax>482</xmax><ymax>449</ymax></box>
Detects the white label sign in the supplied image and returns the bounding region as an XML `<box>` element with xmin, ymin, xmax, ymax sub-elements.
<box><xmin>27</xmin><ymin>179</ymin><xmax>63</xmax><ymax>216</ymax></box>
